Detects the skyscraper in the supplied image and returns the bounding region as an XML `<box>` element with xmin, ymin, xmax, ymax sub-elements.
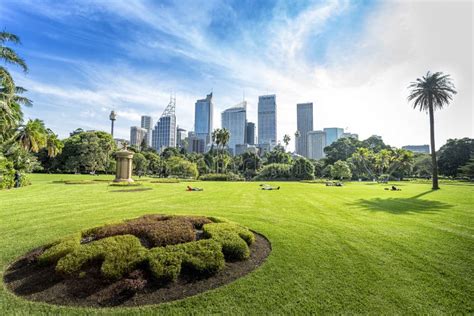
<box><xmin>323</xmin><ymin>127</ymin><xmax>344</xmax><ymax>146</ymax></box>
<box><xmin>130</xmin><ymin>126</ymin><xmax>147</xmax><ymax>148</ymax></box>
<box><xmin>194</xmin><ymin>92</ymin><xmax>214</xmax><ymax>146</ymax></box>
<box><xmin>307</xmin><ymin>130</ymin><xmax>326</xmax><ymax>160</ymax></box>
<box><xmin>258</xmin><ymin>94</ymin><xmax>277</xmax><ymax>146</ymax></box>
<box><xmin>152</xmin><ymin>98</ymin><xmax>177</xmax><ymax>152</ymax></box>
<box><xmin>141</xmin><ymin>115</ymin><xmax>153</xmax><ymax>147</ymax></box>
<box><xmin>221</xmin><ymin>102</ymin><xmax>247</xmax><ymax>155</ymax></box>
<box><xmin>341</xmin><ymin>132</ymin><xmax>359</xmax><ymax>140</ymax></box>
<box><xmin>246</xmin><ymin>122</ymin><xmax>255</xmax><ymax>145</ymax></box>
<box><xmin>176</xmin><ymin>127</ymin><xmax>187</xmax><ymax>149</ymax></box>
<box><xmin>296</xmin><ymin>103</ymin><xmax>313</xmax><ymax>157</ymax></box>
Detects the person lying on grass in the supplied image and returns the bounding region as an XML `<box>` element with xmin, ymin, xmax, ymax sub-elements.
<box><xmin>384</xmin><ymin>185</ymin><xmax>401</xmax><ymax>191</ymax></box>
<box><xmin>261</xmin><ymin>185</ymin><xmax>280</xmax><ymax>190</ymax></box>
<box><xmin>186</xmin><ymin>185</ymin><xmax>203</xmax><ymax>191</ymax></box>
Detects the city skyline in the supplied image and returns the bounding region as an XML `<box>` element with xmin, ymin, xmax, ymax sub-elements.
<box><xmin>3</xmin><ymin>0</ymin><xmax>471</xmax><ymax>151</ymax></box>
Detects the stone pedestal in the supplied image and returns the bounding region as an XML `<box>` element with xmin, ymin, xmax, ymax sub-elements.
<box><xmin>114</xmin><ymin>150</ymin><xmax>134</xmax><ymax>183</ymax></box>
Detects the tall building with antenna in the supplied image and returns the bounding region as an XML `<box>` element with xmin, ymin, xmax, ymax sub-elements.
<box><xmin>152</xmin><ymin>96</ymin><xmax>177</xmax><ymax>152</ymax></box>
<box><xmin>221</xmin><ymin>101</ymin><xmax>247</xmax><ymax>155</ymax></box>
<box><xmin>194</xmin><ymin>92</ymin><xmax>214</xmax><ymax>146</ymax></box>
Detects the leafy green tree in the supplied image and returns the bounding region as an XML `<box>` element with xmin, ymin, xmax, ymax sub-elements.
<box><xmin>133</xmin><ymin>152</ymin><xmax>149</xmax><ymax>177</ymax></box>
<box><xmin>458</xmin><ymin>157</ymin><xmax>474</xmax><ymax>180</ymax></box>
<box><xmin>160</xmin><ymin>147</ymin><xmax>181</xmax><ymax>160</ymax></box>
<box><xmin>283</xmin><ymin>134</ymin><xmax>291</xmax><ymax>150</ymax></box>
<box><xmin>408</xmin><ymin>71</ymin><xmax>457</xmax><ymax>189</ymax></box>
<box><xmin>361</xmin><ymin>135</ymin><xmax>390</xmax><ymax>153</ymax></box>
<box><xmin>411</xmin><ymin>154</ymin><xmax>432</xmax><ymax>178</ymax></box>
<box><xmin>311</xmin><ymin>159</ymin><xmax>325</xmax><ymax>178</ymax></box>
<box><xmin>324</xmin><ymin>137</ymin><xmax>362</xmax><ymax>165</ymax></box>
<box><xmin>165</xmin><ymin>156</ymin><xmax>198</xmax><ymax>179</ymax></box>
<box><xmin>45</xmin><ymin>129</ymin><xmax>63</xmax><ymax>158</ymax></box>
<box><xmin>254</xmin><ymin>163</ymin><xmax>292</xmax><ymax>180</ymax></box>
<box><xmin>264</xmin><ymin>145</ymin><xmax>292</xmax><ymax>165</ymax></box>
<box><xmin>437</xmin><ymin>138</ymin><xmax>474</xmax><ymax>177</ymax></box>
<box><xmin>331</xmin><ymin>160</ymin><xmax>352</xmax><ymax>180</ymax></box>
<box><xmin>237</xmin><ymin>151</ymin><xmax>261</xmax><ymax>179</ymax></box>
<box><xmin>292</xmin><ymin>157</ymin><xmax>315</xmax><ymax>180</ymax></box>
<box><xmin>15</xmin><ymin>119</ymin><xmax>47</xmax><ymax>153</ymax></box>
<box><xmin>143</xmin><ymin>151</ymin><xmax>162</xmax><ymax>175</ymax></box>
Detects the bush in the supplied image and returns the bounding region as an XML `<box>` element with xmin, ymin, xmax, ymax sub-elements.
<box><xmin>291</xmin><ymin>158</ymin><xmax>315</xmax><ymax>180</ymax></box>
<box><xmin>165</xmin><ymin>157</ymin><xmax>198</xmax><ymax>179</ymax></box>
<box><xmin>203</xmin><ymin>223</ymin><xmax>254</xmax><ymax>260</ymax></box>
<box><xmin>150</xmin><ymin>178</ymin><xmax>180</xmax><ymax>183</ymax></box>
<box><xmin>56</xmin><ymin>235</ymin><xmax>147</xmax><ymax>279</ymax></box>
<box><xmin>170</xmin><ymin>239</ymin><xmax>225</xmax><ymax>276</ymax></box>
<box><xmin>147</xmin><ymin>247</ymin><xmax>182</xmax><ymax>281</ymax></box>
<box><xmin>199</xmin><ymin>172</ymin><xmax>243</xmax><ymax>181</ymax></box>
<box><xmin>254</xmin><ymin>163</ymin><xmax>292</xmax><ymax>180</ymax></box>
<box><xmin>38</xmin><ymin>233</ymin><xmax>81</xmax><ymax>264</ymax></box>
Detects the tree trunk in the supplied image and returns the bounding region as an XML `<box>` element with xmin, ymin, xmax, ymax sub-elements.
<box><xmin>428</xmin><ymin>100</ymin><xmax>439</xmax><ymax>190</ymax></box>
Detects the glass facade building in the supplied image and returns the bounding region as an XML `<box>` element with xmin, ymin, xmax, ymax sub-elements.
<box><xmin>130</xmin><ymin>126</ymin><xmax>147</xmax><ymax>148</ymax></box>
<box><xmin>258</xmin><ymin>94</ymin><xmax>277</xmax><ymax>146</ymax></box>
<box><xmin>140</xmin><ymin>115</ymin><xmax>153</xmax><ymax>147</ymax></box>
<box><xmin>194</xmin><ymin>93</ymin><xmax>214</xmax><ymax>145</ymax></box>
<box><xmin>152</xmin><ymin>115</ymin><xmax>176</xmax><ymax>152</ymax></box>
<box><xmin>307</xmin><ymin>130</ymin><xmax>326</xmax><ymax>160</ymax></box>
<box><xmin>246</xmin><ymin>122</ymin><xmax>255</xmax><ymax>145</ymax></box>
<box><xmin>221</xmin><ymin>103</ymin><xmax>247</xmax><ymax>155</ymax></box>
<box><xmin>323</xmin><ymin>127</ymin><xmax>344</xmax><ymax>146</ymax></box>
<box><xmin>296</xmin><ymin>103</ymin><xmax>313</xmax><ymax>157</ymax></box>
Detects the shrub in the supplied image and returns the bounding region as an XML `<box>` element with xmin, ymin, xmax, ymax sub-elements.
<box><xmin>38</xmin><ymin>233</ymin><xmax>81</xmax><ymax>264</ymax></box>
<box><xmin>199</xmin><ymin>172</ymin><xmax>243</xmax><ymax>181</ymax></box>
<box><xmin>150</xmin><ymin>178</ymin><xmax>180</xmax><ymax>183</ymax></box>
<box><xmin>254</xmin><ymin>163</ymin><xmax>292</xmax><ymax>180</ymax></box>
<box><xmin>291</xmin><ymin>157</ymin><xmax>315</xmax><ymax>180</ymax></box>
<box><xmin>147</xmin><ymin>247</ymin><xmax>182</xmax><ymax>281</ymax></box>
<box><xmin>109</xmin><ymin>182</ymin><xmax>142</xmax><ymax>187</ymax></box>
<box><xmin>203</xmin><ymin>223</ymin><xmax>254</xmax><ymax>260</ymax></box>
<box><xmin>165</xmin><ymin>157</ymin><xmax>198</xmax><ymax>179</ymax></box>
<box><xmin>56</xmin><ymin>235</ymin><xmax>147</xmax><ymax>279</ymax></box>
<box><xmin>170</xmin><ymin>239</ymin><xmax>225</xmax><ymax>276</ymax></box>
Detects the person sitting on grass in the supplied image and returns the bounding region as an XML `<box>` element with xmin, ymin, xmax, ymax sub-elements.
<box><xmin>384</xmin><ymin>185</ymin><xmax>401</xmax><ymax>191</ymax></box>
<box><xmin>186</xmin><ymin>185</ymin><xmax>203</xmax><ymax>191</ymax></box>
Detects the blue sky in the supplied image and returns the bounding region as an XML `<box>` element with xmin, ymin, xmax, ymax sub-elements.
<box><xmin>1</xmin><ymin>0</ymin><xmax>472</xmax><ymax>149</ymax></box>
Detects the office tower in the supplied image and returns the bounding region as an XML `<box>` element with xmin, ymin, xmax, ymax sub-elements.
<box><xmin>258</xmin><ymin>94</ymin><xmax>277</xmax><ymax>147</ymax></box>
<box><xmin>141</xmin><ymin>115</ymin><xmax>153</xmax><ymax>147</ymax></box>
<box><xmin>176</xmin><ymin>127</ymin><xmax>187</xmax><ymax>148</ymax></box>
<box><xmin>323</xmin><ymin>127</ymin><xmax>344</xmax><ymax>146</ymax></box>
<box><xmin>296</xmin><ymin>103</ymin><xmax>314</xmax><ymax>157</ymax></box>
<box><xmin>130</xmin><ymin>126</ymin><xmax>147</xmax><ymax>148</ymax></box>
<box><xmin>221</xmin><ymin>102</ymin><xmax>247</xmax><ymax>155</ymax></box>
<box><xmin>194</xmin><ymin>92</ymin><xmax>214</xmax><ymax>146</ymax></box>
<box><xmin>341</xmin><ymin>132</ymin><xmax>359</xmax><ymax>140</ymax></box>
<box><xmin>246</xmin><ymin>122</ymin><xmax>255</xmax><ymax>145</ymax></box>
<box><xmin>152</xmin><ymin>97</ymin><xmax>177</xmax><ymax>152</ymax></box>
<box><xmin>307</xmin><ymin>130</ymin><xmax>326</xmax><ymax>160</ymax></box>
<box><xmin>187</xmin><ymin>132</ymin><xmax>205</xmax><ymax>153</ymax></box>
<box><xmin>402</xmin><ymin>145</ymin><xmax>430</xmax><ymax>153</ymax></box>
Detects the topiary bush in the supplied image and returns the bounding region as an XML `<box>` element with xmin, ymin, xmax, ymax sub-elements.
<box><xmin>199</xmin><ymin>173</ymin><xmax>243</xmax><ymax>181</ymax></box>
<box><xmin>33</xmin><ymin>215</ymin><xmax>255</xmax><ymax>283</ymax></box>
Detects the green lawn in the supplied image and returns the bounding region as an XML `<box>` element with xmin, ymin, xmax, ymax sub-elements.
<box><xmin>0</xmin><ymin>174</ymin><xmax>473</xmax><ymax>315</ymax></box>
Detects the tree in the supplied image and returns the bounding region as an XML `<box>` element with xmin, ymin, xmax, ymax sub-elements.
<box><xmin>311</xmin><ymin>159</ymin><xmax>325</xmax><ymax>178</ymax></box>
<box><xmin>45</xmin><ymin>129</ymin><xmax>63</xmax><ymax>158</ymax></box>
<box><xmin>15</xmin><ymin>119</ymin><xmax>47</xmax><ymax>153</ymax></box>
<box><xmin>324</xmin><ymin>137</ymin><xmax>362</xmax><ymax>164</ymax></box>
<box><xmin>143</xmin><ymin>151</ymin><xmax>163</xmax><ymax>175</ymax></box>
<box><xmin>160</xmin><ymin>146</ymin><xmax>180</xmax><ymax>160</ymax></box>
<box><xmin>133</xmin><ymin>152</ymin><xmax>149</xmax><ymax>177</ymax></box>
<box><xmin>458</xmin><ymin>157</ymin><xmax>474</xmax><ymax>180</ymax></box>
<box><xmin>283</xmin><ymin>134</ymin><xmax>291</xmax><ymax>150</ymax></box>
<box><xmin>411</xmin><ymin>154</ymin><xmax>432</xmax><ymax>178</ymax></box>
<box><xmin>264</xmin><ymin>145</ymin><xmax>292</xmax><ymax>165</ymax></box>
<box><xmin>292</xmin><ymin>157</ymin><xmax>314</xmax><ymax>180</ymax></box>
<box><xmin>361</xmin><ymin>135</ymin><xmax>390</xmax><ymax>153</ymax></box>
<box><xmin>437</xmin><ymin>138</ymin><xmax>474</xmax><ymax>177</ymax></box>
<box><xmin>331</xmin><ymin>160</ymin><xmax>352</xmax><ymax>180</ymax></box>
<box><xmin>408</xmin><ymin>71</ymin><xmax>457</xmax><ymax>189</ymax></box>
<box><xmin>165</xmin><ymin>156</ymin><xmax>198</xmax><ymax>179</ymax></box>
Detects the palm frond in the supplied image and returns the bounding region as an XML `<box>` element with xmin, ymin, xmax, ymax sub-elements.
<box><xmin>0</xmin><ymin>47</ymin><xmax>28</xmax><ymax>72</ymax></box>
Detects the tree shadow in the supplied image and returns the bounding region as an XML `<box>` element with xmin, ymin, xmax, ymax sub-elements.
<box><xmin>354</xmin><ymin>190</ymin><xmax>453</xmax><ymax>214</ymax></box>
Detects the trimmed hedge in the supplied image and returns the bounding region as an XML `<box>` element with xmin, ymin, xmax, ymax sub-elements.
<box><xmin>150</xmin><ymin>178</ymin><xmax>180</xmax><ymax>183</ymax></box>
<box><xmin>203</xmin><ymin>223</ymin><xmax>255</xmax><ymax>260</ymax></box>
<box><xmin>199</xmin><ymin>173</ymin><xmax>243</xmax><ymax>181</ymax></box>
<box><xmin>56</xmin><ymin>235</ymin><xmax>147</xmax><ymax>279</ymax></box>
<box><xmin>108</xmin><ymin>182</ymin><xmax>142</xmax><ymax>187</ymax></box>
<box><xmin>38</xmin><ymin>233</ymin><xmax>82</xmax><ymax>264</ymax></box>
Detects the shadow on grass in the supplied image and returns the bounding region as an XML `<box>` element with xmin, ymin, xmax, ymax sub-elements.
<box><xmin>354</xmin><ymin>190</ymin><xmax>453</xmax><ymax>214</ymax></box>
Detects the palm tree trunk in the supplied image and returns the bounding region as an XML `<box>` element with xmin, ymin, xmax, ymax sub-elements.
<box><xmin>428</xmin><ymin>101</ymin><xmax>439</xmax><ymax>190</ymax></box>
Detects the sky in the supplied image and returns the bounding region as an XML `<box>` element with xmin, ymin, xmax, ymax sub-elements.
<box><xmin>1</xmin><ymin>0</ymin><xmax>473</xmax><ymax>150</ymax></box>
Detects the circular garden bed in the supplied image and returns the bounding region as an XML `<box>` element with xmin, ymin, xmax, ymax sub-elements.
<box><xmin>4</xmin><ymin>215</ymin><xmax>271</xmax><ymax>307</ymax></box>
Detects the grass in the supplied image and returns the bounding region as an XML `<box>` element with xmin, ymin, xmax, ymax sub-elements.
<box><xmin>0</xmin><ymin>173</ymin><xmax>473</xmax><ymax>314</ymax></box>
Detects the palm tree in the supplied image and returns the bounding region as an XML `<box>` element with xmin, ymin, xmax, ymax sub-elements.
<box><xmin>218</xmin><ymin>128</ymin><xmax>230</xmax><ymax>173</ymax></box>
<box><xmin>45</xmin><ymin>129</ymin><xmax>64</xmax><ymax>157</ymax></box>
<box><xmin>408</xmin><ymin>71</ymin><xmax>456</xmax><ymax>189</ymax></box>
<box><xmin>16</xmin><ymin>119</ymin><xmax>47</xmax><ymax>153</ymax></box>
<box><xmin>283</xmin><ymin>134</ymin><xmax>291</xmax><ymax>151</ymax></box>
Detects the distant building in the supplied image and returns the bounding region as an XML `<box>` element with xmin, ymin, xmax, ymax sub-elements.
<box><xmin>152</xmin><ymin>98</ymin><xmax>177</xmax><ymax>152</ymax></box>
<box><xmin>296</xmin><ymin>102</ymin><xmax>314</xmax><ymax>157</ymax></box>
<box><xmin>246</xmin><ymin>122</ymin><xmax>255</xmax><ymax>145</ymax></box>
<box><xmin>341</xmin><ymin>132</ymin><xmax>359</xmax><ymax>140</ymax></box>
<box><xmin>194</xmin><ymin>92</ymin><xmax>214</xmax><ymax>146</ymax></box>
<box><xmin>402</xmin><ymin>144</ymin><xmax>430</xmax><ymax>153</ymax></box>
<box><xmin>187</xmin><ymin>132</ymin><xmax>205</xmax><ymax>153</ymax></box>
<box><xmin>235</xmin><ymin>144</ymin><xmax>258</xmax><ymax>156</ymax></box>
<box><xmin>177</xmin><ymin>127</ymin><xmax>187</xmax><ymax>148</ymax></box>
<box><xmin>130</xmin><ymin>126</ymin><xmax>147</xmax><ymax>148</ymax></box>
<box><xmin>323</xmin><ymin>127</ymin><xmax>344</xmax><ymax>146</ymax></box>
<box><xmin>258</xmin><ymin>94</ymin><xmax>277</xmax><ymax>147</ymax></box>
<box><xmin>114</xmin><ymin>138</ymin><xmax>129</xmax><ymax>148</ymax></box>
<box><xmin>221</xmin><ymin>102</ymin><xmax>247</xmax><ymax>155</ymax></box>
<box><xmin>141</xmin><ymin>115</ymin><xmax>153</xmax><ymax>147</ymax></box>
<box><xmin>307</xmin><ymin>130</ymin><xmax>326</xmax><ymax>160</ymax></box>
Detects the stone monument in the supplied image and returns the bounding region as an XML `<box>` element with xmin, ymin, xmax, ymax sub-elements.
<box><xmin>114</xmin><ymin>145</ymin><xmax>134</xmax><ymax>183</ymax></box>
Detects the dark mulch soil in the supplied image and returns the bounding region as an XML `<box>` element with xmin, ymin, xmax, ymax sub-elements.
<box><xmin>4</xmin><ymin>233</ymin><xmax>271</xmax><ymax>308</ymax></box>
